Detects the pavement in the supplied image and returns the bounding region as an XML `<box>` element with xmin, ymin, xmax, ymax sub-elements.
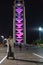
<box><xmin>0</xmin><ymin>46</ymin><xmax>43</xmax><ymax>65</ymax></box>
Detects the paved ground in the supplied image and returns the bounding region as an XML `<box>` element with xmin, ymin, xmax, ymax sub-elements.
<box><xmin>0</xmin><ymin>46</ymin><xmax>43</xmax><ymax>65</ymax></box>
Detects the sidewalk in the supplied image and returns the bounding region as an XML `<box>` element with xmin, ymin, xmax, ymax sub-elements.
<box><xmin>0</xmin><ymin>47</ymin><xmax>43</xmax><ymax>65</ymax></box>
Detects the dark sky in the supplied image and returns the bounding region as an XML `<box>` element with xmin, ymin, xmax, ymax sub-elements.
<box><xmin>0</xmin><ymin>0</ymin><xmax>13</xmax><ymax>37</ymax></box>
<box><xmin>25</xmin><ymin>0</ymin><xmax>43</xmax><ymax>43</ymax></box>
<box><xmin>0</xmin><ymin>0</ymin><xmax>43</xmax><ymax>42</ymax></box>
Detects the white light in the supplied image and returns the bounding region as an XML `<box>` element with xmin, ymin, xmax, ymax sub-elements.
<box><xmin>17</xmin><ymin>4</ymin><xmax>21</xmax><ymax>6</ymax></box>
<box><xmin>39</xmin><ymin>27</ymin><xmax>42</xmax><ymax>31</ymax></box>
<box><xmin>1</xmin><ymin>36</ymin><xmax>4</xmax><ymax>39</ymax></box>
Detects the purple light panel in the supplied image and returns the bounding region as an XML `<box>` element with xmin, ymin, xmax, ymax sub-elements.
<box><xmin>16</xmin><ymin>7</ymin><xmax>23</xmax><ymax>14</ymax></box>
<box><xmin>15</xmin><ymin>3</ymin><xmax>24</xmax><ymax>44</ymax></box>
<box><xmin>16</xmin><ymin>23</ymin><xmax>23</xmax><ymax>28</ymax></box>
<box><xmin>16</xmin><ymin>18</ymin><xmax>23</xmax><ymax>23</ymax></box>
<box><xmin>16</xmin><ymin>39</ymin><xmax>23</xmax><ymax>44</ymax></box>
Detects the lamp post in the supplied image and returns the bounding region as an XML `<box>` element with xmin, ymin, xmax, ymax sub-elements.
<box><xmin>39</xmin><ymin>27</ymin><xmax>43</xmax><ymax>40</ymax></box>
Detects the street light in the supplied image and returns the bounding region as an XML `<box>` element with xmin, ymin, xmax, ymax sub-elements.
<box><xmin>38</xmin><ymin>27</ymin><xmax>43</xmax><ymax>40</ymax></box>
<box><xmin>39</xmin><ymin>27</ymin><xmax>42</xmax><ymax>31</ymax></box>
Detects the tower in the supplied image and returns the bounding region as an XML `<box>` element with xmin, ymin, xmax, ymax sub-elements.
<box><xmin>13</xmin><ymin>0</ymin><xmax>26</xmax><ymax>45</ymax></box>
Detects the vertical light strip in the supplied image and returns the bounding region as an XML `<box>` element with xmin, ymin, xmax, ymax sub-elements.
<box><xmin>15</xmin><ymin>1</ymin><xmax>24</xmax><ymax>44</ymax></box>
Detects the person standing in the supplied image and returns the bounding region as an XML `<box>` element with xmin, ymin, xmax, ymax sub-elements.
<box><xmin>6</xmin><ymin>36</ymin><xmax>15</xmax><ymax>60</ymax></box>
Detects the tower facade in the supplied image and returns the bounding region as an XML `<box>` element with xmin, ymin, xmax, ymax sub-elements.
<box><xmin>13</xmin><ymin>0</ymin><xmax>26</xmax><ymax>44</ymax></box>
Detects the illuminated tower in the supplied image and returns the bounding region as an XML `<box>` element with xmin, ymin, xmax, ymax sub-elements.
<box><xmin>13</xmin><ymin>0</ymin><xmax>26</xmax><ymax>44</ymax></box>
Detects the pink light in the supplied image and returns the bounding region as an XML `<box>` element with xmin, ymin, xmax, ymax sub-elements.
<box><xmin>17</xmin><ymin>32</ymin><xmax>23</xmax><ymax>35</ymax></box>
<box><xmin>16</xmin><ymin>31</ymin><xmax>23</xmax><ymax>35</ymax></box>
<box><xmin>16</xmin><ymin>39</ymin><xmax>23</xmax><ymax>43</ymax></box>
<box><xmin>16</xmin><ymin>36</ymin><xmax>22</xmax><ymax>38</ymax></box>
<box><xmin>16</xmin><ymin>18</ymin><xmax>23</xmax><ymax>23</ymax></box>
<box><xmin>16</xmin><ymin>7</ymin><xmax>23</xmax><ymax>13</ymax></box>
<box><xmin>16</xmin><ymin>32</ymin><xmax>23</xmax><ymax>36</ymax></box>
<box><xmin>15</xmin><ymin>4</ymin><xmax>24</xmax><ymax>44</ymax></box>
<box><xmin>16</xmin><ymin>28</ymin><xmax>23</xmax><ymax>33</ymax></box>
<box><xmin>16</xmin><ymin>34</ymin><xmax>22</xmax><ymax>37</ymax></box>
<box><xmin>16</xmin><ymin>23</ymin><xmax>23</xmax><ymax>28</ymax></box>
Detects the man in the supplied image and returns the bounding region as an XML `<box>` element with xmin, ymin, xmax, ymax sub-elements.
<box><xmin>6</xmin><ymin>36</ymin><xmax>15</xmax><ymax>60</ymax></box>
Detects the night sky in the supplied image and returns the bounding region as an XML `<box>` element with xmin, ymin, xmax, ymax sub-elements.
<box><xmin>0</xmin><ymin>0</ymin><xmax>13</xmax><ymax>37</ymax></box>
<box><xmin>0</xmin><ymin>0</ymin><xmax>43</xmax><ymax>43</ymax></box>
